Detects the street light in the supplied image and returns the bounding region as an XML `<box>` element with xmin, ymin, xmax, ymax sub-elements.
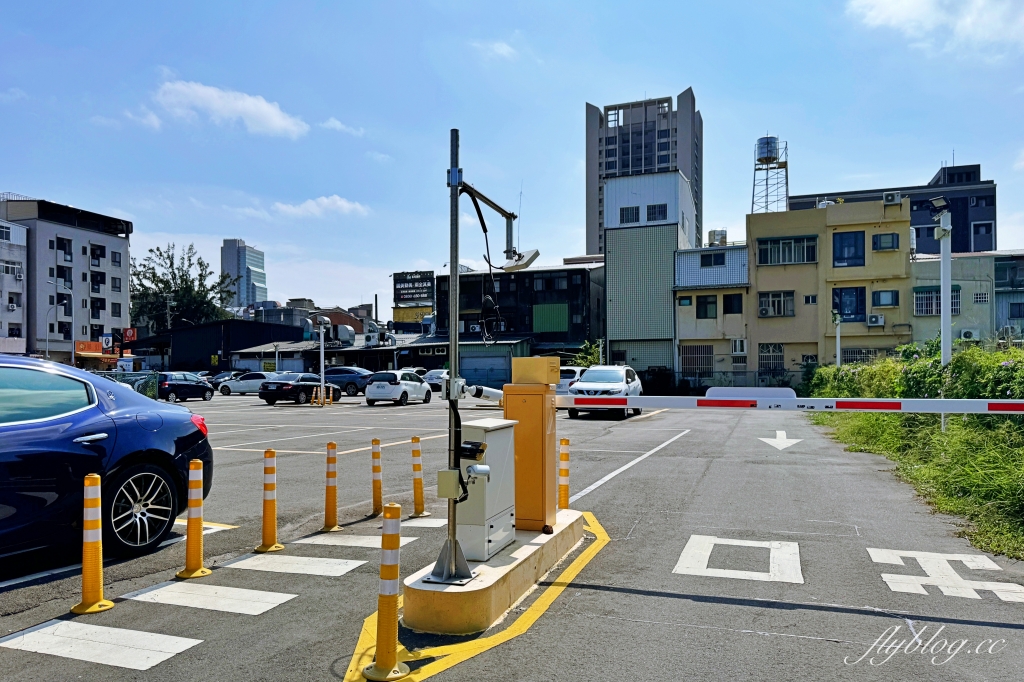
<box><xmin>47</xmin><ymin>280</ymin><xmax>74</xmax><ymax>366</ymax></box>
<box><xmin>929</xmin><ymin>196</ymin><xmax>952</xmax><ymax>366</ymax></box>
<box><xmin>308</xmin><ymin>315</ymin><xmax>330</xmax><ymax>406</ymax></box>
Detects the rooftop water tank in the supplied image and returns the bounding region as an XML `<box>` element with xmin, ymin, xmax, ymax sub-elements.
<box><xmin>756</xmin><ymin>136</ymin><xmax>779</xmax><ymax>164</ymax></box>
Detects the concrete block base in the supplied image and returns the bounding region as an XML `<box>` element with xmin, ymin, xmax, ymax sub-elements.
<box><xmin>402</xmin><ymin>509</ymin><xmax>585</xmax><ymax>635</ymax></box>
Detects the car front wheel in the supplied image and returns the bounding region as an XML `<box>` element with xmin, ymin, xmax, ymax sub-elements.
<box><xmin>423</xmin><ymin>390</ymin><xmax>431</xmax><ymax>404</ymax></box>
<box><xmin>203</xmin><ymin>390</ymin><xmax>213</xmax><ymax>401</ymax></box>
<box><xmin>104</xmin><ymin>463</ymin><xmax>177</xmax><ymax>557</ymax></box>
<box><xmin>345</xmin><ymin>383</ymin><xmax>359</xmax><ymax>396</ymax></box>
<box><xmin>220</xmin><ymin>386</ymin><xmax>231</xmax><ymax>395</ymax></box>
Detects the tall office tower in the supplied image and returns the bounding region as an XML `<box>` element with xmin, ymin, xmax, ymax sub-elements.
<box><xmin>220</xmin><ymin>238</ymin><xmax>267</xmax><ymax>307</ymax></box>
<box><xmin>586</xmin><ymin>88</ymin><xmax>703</xmax><ymax>254</ymax></box>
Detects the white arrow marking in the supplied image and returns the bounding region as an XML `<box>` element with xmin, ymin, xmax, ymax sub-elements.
<box><xmin>758</xmin><ymin>430</ymin><xmax>803</xmax><ymax>450</ymax></box>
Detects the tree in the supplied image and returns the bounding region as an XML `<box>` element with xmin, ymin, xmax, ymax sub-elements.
<box><xmin>570</xmin><ymin>341</ymin><xmax>602</xmax><ymax>368</ymax></box>
<box><xmin>131</xmin><ymin>243</ymin><xmax>238</xmax><ymax>333</ymax></box>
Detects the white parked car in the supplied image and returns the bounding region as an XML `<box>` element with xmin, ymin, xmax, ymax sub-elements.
<box><xmin>566</xmin><ymin>365</ymin><xmax>643</xmax><ymax>419</ymax></box>
<box><xmin>219</xmin><ymin>371</ymin><xmax>280</xmax><ymax>396</ymax></box>
<box><xmin>366</xmin><ymin>370</ymin><xmax>432</xmax><ymax>406</ymax></box>
<box><xmin>556</xmin><ymin>366</ymin><xmax>584</xmax><ymax>395</ymax></box>
<box><xmin>423</xmin><ymin>369</ymin><xmax>449</xmax><ymax>394</ymax></box>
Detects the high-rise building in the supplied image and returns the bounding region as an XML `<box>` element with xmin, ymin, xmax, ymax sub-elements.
<box><xmin>586</xmin><ymin>88</ymin><xmax>703</xmax><ymax>254</ymax></box>
<box><xmin>221</xmin><ymin>238</ymin><xmax>267</xmax><ymax>308</ymax></box>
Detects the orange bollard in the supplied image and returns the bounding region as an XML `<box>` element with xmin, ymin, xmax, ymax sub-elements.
<box><xmin>71</xmin><ymin>474</ymin><xmax>114</xmax><ymax>614</ymax></box>
<box><xmin>410</xmin><ymin>437</ymin><xmax>429</xmax><ymax>517</ymax></box>
<box><xmin>371</xmin><ymin>438</ymin><xmax>383</xmax><ymax>516</ymax></box>
<box><xmin>322</xmin><ymin>442</ymin><xmax>340</xmax><ymax>531</ymax></box>
<box><xmin>256</xmin><ymin>449</ymin><xmax>284</xmax><ymax>552</ymax></box>
<box><xmin>363</xmin><ymin>503</ymin><xmax>409</xmax><ymax>681</ymax></box>
<box><xmin>558</xmin><ymin>438</ymin><xmax>570</xmax><ymax>510</ymax></box>
<box><xmin>176</xmin><ymin>459</ymin><xmax>211</xmax><ymax>578</ymax></box>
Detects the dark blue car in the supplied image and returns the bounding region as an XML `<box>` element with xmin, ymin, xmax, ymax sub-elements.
<box><xmin>0</xmin><ymin>356</ymin><xmax>213</xmax><ymax>558</ymax></box>
<box><xmin>324</xmin><ymin>366</ymin><xmax>374</xmax><ymax>396</ymax></box>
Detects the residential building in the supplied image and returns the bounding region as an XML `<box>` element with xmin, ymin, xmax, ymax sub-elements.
<box><xmin>994</xmin><ymin>251</ymin><xmax>1024</xmax><ymax>336</ymax></box>
<box><xmin>221</xmin><ymin>238</ymin><xmax>267</xmax><ymax>307</ymax></box>
<box><xmin>0</xmin><ymin>194</ymin><xmax>132</xmax><ymax>364</ymax></box>
<box><xmin>348</xmin><ymin>303</ymin><xmax>374</xmax><ymax>321</ymax></box>
<box><xmin>603</xmin><ymin>170</ymin><xmax>696</xmax><ymax>373</ymax></box>
<box><xmin>910</xmin><ymin>252</ymin><xmax>995</xmax><ymax>343</ymax></box>
<box><xmin>0</xmin><ymin>218</ymin><xmax>27</xmax><ymax>354</ymax></box>
<box><xmin>586</xmin><ymin>88</ymin><xmax>703</xmax><ymax>255</ymax></box>
<box><xmin>790</xmin><ymin>164</ymin><xmax>996</xmax><ymax>254</ymax></box>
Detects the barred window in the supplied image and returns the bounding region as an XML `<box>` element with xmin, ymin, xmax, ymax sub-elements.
<box><xmin>757</xmin><ymin>237</ymin><xmax>817</xmax><ymax>265</ymax></box>
<box><xmin>646</xmin><ymin>204</ymin><xmax>668</xmax><ymax>222</ymax></box>
<box><xmin>1</xmin><ymin>260</ymin><xmax>23</xmax><ymax>276</ymax></box>
<box><xmin>620</xmin><ymin>206</ymin><xmax>639</xmax><ymax>224</ymax></box>
<box><xmin>758</xmin><ymin>343</ymin><xmax>785</xmax><ymax>371</ymax></box>
<box><xmin>914</xmin><ymin>290</ymin><xmax>960</xmax><ymax>316</ymax></box>
<box><xmin>974</xmin><ymin>291</ymin><xmax>989</xmax><ymax>304</ymax></box>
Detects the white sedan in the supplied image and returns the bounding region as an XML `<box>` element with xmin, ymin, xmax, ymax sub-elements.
<box><xmin>566</xmin><ymin>365</ymin><xmax>643</xmax><ymax>419</ymax></box>
<box><xmin>219</xmin><ymin>371</ymin><xmax>280</xmax><ymax>396</ymax></box>
<box><xmin>365</xmin><ymin>370</ymin><xmax>432</xmax><ymax>406</ymax></box>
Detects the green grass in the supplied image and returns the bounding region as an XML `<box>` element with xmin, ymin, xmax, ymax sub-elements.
<box><xmin>811</xmin><ymin>412</ymin><xmax>1024</xmax><ymax>559</ymax></box>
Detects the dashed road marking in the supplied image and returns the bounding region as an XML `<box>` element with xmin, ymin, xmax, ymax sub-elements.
<box><xmin>292</xmin><ymin>535</ymin><xmax>417</xmax><ymax>548</ymax></box>
<box><xmin>223</xmin><ymin>554</ymin><xmax>366</xmax><ymax>576</ymax></box>
<box><xmin>121</xmin><ymin>581</ymin><xmax>297</xmax><ymax>615</ymax></box>
<box><xmin>0</xmin><ymin>620</ymin><xmax>202</xmax><ymax>670</ymax></box>
<box><xmin>673</xmin><ymin>534</ymin><xmax>804</xmax><ymax>584</ymax></box>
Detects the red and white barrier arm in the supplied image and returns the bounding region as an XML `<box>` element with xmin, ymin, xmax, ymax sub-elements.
<box><xmin>554</xmin><ymin>395</ymin><xmax>1024</xmax><ymax>414</ymax></box>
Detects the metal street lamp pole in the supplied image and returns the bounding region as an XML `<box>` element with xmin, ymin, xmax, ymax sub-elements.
<box><xmin>446</xmin><ymin>128</ymin><xmax>461</xmax><ymax>579</ymax></box>
<box><xmin>939</xmin><ymin>211</ymin><xmax>952</xmax><ymax>366</ymax></box>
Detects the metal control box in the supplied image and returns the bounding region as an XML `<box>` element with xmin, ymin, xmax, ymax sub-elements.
<box><xmin>457</xmin><ymin>418</ymin><xmax>517</xmax><ymax>561</ymax></box>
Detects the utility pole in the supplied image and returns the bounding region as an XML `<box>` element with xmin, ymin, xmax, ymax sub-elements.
<box><xmin>939</xmin><ymin>211</ymin><xmax>952</xmax><ymax>366</ymax></box>
<box><xmin>833</xmin><ymin>310</ymin><xmax>842</xmax><ymax>368</ymax></box>
<box><xmin>163</xmin><ymin>293</ymin><xmax>175</xmax><ymax>332</ymax></box>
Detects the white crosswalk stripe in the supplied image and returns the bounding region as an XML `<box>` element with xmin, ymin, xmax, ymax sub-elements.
<box><xmin>121</xmin><ymin>581</ymin><xmax>297</xmax><ymax>615</ymax></box>
<box><xmin>401</xmin><ymin>517</ymin><xmax>447</xmax><ymax>528</ymax></box>
<box><xmin>292</xmin><ymin>534</ymin><xmax>417</xmax><ymax>548</ymax></box>
<box><xmin>223</xmin><ymin>554</ymin><xmax>366</xmax><ymax>576</ymax></box>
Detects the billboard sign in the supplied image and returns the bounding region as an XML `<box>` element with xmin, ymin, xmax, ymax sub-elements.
<box><xmin>123</xmin><ymin>327</ymin><xmax>138</xmax><ymax>343</ymax></box>
<box><xmin>393</xmin><ymin>271</ymin><xmax>434</xmax><ymax>305</ymax></box>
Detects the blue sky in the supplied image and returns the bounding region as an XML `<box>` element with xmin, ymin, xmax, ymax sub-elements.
<box><xmin>1</xmin><ymin>1</ymin><xmax>1022</xmax><ymax>312</ymax></box>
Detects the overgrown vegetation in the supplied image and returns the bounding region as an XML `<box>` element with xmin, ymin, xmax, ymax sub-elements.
<box><xmin>806</xmin><ymin>343</ymin><xmax>1024</xmax><ymax>558</ymax></box>
<box><xmin>570</xmin><ymin>341</ymin><xmax>602</xmax><ymax>368</ymax></box>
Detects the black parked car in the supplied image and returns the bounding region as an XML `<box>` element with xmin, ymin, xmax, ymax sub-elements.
<box><xmin>0</xmin><ymin>356</ymin><xmax>214</xmax><ymax>558</ymax></box>
<box><xmin>323</xmin><ymin>366</ymin><xmax>373</xmax><ymax>396</ymax></box>
<box><xmin>258</xmin><ymin>373</ymin><xmax>342</xmax><ymax>405</ymax></box>
<box><xmin>209</xmin><ymin>370</ymin><xmax>244</xmax><ymax>389</ymax></box>
<box><xmin>158</xmin><ymin>372</ymin><xmax>214</xmax><ymax>402</ymax></box>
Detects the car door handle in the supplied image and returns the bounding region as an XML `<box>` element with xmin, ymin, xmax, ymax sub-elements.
<box><xmin>73</xmin><ymin>433</ymin><xmax>109</xmax><ymax>444</ymax></box>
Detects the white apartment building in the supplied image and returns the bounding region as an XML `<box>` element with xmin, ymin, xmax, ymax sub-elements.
<box><xmin>0</xmin><ymin>218</ymin><xmax>27</xmax><ymax>353</ymax></box>
<box><xmin>585</xmin><ymin>88</ymin><xmax>703</xmax><ymax>255</ymax></box>
<box><xmin>0</xmin><ymin>194</ymin><xmax>132</xmax><ymax>364</ymax></box>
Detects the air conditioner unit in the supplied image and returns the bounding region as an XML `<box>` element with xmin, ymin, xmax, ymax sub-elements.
<box><xmin>15</xmin><ymin>273</ymin><xmax>23</xmax><ymax>281</ymax></box>
<box><xmin>7</xmin><ymin>304</ymin><xmax>16</xmax><ymax>311</ymax></box>
<box><xmin>731</xmin><ymin>339</ymin><xmax>747</xmax><ymax>355</ymax></box>
<box><xmin>867</xmin><ymin>314</ymin><xmax>885</xmax><ymax>326</ymax></box>
<box><xmin>469</xmin><ymin>324</ymin><xmax>481</xmax><ymax>332</ymax></box>
<box><xmin>434</xmin><ymin>346</ymin><xmax>447</xmax><ymax>355</ymax></box>
<box><xmin>1000</xmin><ymin>325</ymin><xmax>1020</xmax><ymax>339</ymax></box>
<box><xmin>883</xmin><ymin>191</ymin><xmax>901</xmax><ymax>206</ymax></box>
<box><xmin>960</xmin><ymin>329</ymin><xmax>981</xmax><ymax>340</ymax></box>
<box><xmin>758</xmin><ymin>307</ymin><xmax>772</xmax><ymax>318</ymax></box>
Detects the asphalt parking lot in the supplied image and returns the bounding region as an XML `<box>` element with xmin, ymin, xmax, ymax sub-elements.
<box><xmin>3</xmin><ymin>394</ymin><xmax>1024</xmax><ymax>680</ymax></box>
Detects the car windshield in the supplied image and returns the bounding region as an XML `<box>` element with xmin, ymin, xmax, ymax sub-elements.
<box><xmin>273</xmin><ymin>373</ymin><xmax>302</xmax><ymax>382</ymax></box>
<box><xmin>580</xmin><ymin>369</ymin><xmax>624</xmax><ymax>383</ymax></box>
<box><xmin>370</xmin><ymin>372</ymin><xmax>397</xmax><ymax>383</ymax></box>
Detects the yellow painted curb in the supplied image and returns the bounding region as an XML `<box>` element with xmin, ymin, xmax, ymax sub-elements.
<box><xmin>342</xmin><ymin>511</ymin><xmax>609</xmax><ymax>681</ymax></box>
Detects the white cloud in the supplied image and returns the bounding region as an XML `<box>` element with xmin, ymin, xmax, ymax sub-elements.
<box><xmin>154</xmin><ymin>80</ymin><xmax>309</xmax><ymax>139</ymax></box>
<box><xmin>847</xmin><ymin>0</ymin><xmax>1024</xmax><ymax>56</ymax></box>
<box><xmin>89</xmin><ymin>115</ymin><xmax>121</xmax><ymax>128</ymax></box>
<box><xmin>319</xmin><ymin>117</ymin><xmax>364</xmax><ymax>136</ymax></box>
<box><xmin>224</xmin><ymin>205</ymin><xmax>272</xmax><ymax>221</ymax></box>
<box><xmin>366</xmin><ymin>151</ymin><xmax>392</xmax><ymax>163</ymax></box>
<box><xmin>1015</xmin><ymin>149</ymin><xmax>1024</xmax><ymax>170</ymax></box>
<box><xmin>471</xmin><ymin>40</ymin><xmax>518</xmax><ymax>60</ymax></box>
<box><xmin>272</xmin><ymin>195</ymin><xmax>369</xmax><ymax>218</ymax></box>
<box><xmin>124</xmin><ymin>106</ymin><xmax>162</xmax><ymax>130</ymax></box>
<box><xmin>0</xmin><ymin>87</ymin><xmax>27</xmax><ymax>103</ymax></box>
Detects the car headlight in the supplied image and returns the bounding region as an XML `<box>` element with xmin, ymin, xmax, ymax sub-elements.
<box><xmin>608</xmin><ymin>388</ymin><xmax>623</xmax><ymax>395</ymax></box>
<box><xmin>569</xmin><ymin>387</ymin><xmax>578</xmax><ymax>394</ymax></box>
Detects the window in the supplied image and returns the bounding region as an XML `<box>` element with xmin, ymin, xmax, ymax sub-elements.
<box><xmin>534</xmin><ymin>278</ymin><xmax>545</xmax><ymax>291</ymax></box>
<box><xmin>914</xmin><ymin>289</ymin><xmax>961</xmax><ymax>316</ymax></box>
<box><xmin>756</xmin><ymin>237</ymin><xmax>817</xmax><ymax>265</ymax></box>
<box><xmin>872</xmin><ymin>290</ymin><xmax>899</xmax><ymax>307</ymax></box>
<box><xmin>974</xmin><ymin>292</ymin><xmax>989</xmax><ymax>304</ymax></box>
<box><xmin>723</xmin><ymin>294</ymin><xmax>743</xmax><ymax>315</ymax></box>
<box><xmin>605</xmin><ymin>161</ymin><xmax>617</xmax><ymax>170</ymax></box>
<box><xmin>49</xmin><ymin>267</ymin><xmax>55</xmax><ymax>277</ymax></box>
<box><xmin>605</xmin><ymin>136</ymin><xmax>616</xmax><ymax>145</ymax></box>
<box><xmin>620</xmin><ymin>206</ymin><xmax>640</xmax><ymax>224</ymax></box>
<box><xmin>872</xmin><ymin>233</ymin><xmax>899</xmax><ymax>251</ymax></box>
<box><xmin>758</xmin><ymin>343</ymin><xmax>785</xmax><ymax>373</ymax></box>
<box><xmin>81</xmin><ymin>246</ymin><xmax>87</xmax><ymax>256</ymax></box>
<box><xmin>572</xmin><ymin>314</ymin><xmax>582</xmax><ymax>324</ymax></box>
<box><xmin>0</xmin><ymin>225</ymin><xmax>8</xmax><ymax>242</ymax></box>
<box><xmin>572</xmin><ymin>274</ymin><xmax>581</xmax><ymax>284</ymax></box>
<box><xmin>804</xmin><ymin>295</ymin><xmax>817</xmax><ymax>305</ymax></box>
<box><xmin>49</xmin><ymin>239</ymin><xmax>55</xmax><ymax>249</ymax></box>
<box><xmin>647</xmin><ymin>204</ymin><xmax>667</xmax><ymax>222</ymax></box>
<box><xmin>657</xmin><ymin>154</ymin><xmax>670</xmax><ymax>164</ymax></box>
<box><xmin>657</xmin><ymin>129</ymin><xmax>670</xmax><ymax>139</ymax></box>
<box><xmin>82</xmin><ymin>298</ymin><xmax>87</xmax><ymax>308</ymax></box>
<box><xmin>679</xmin><ymin>344</ymin><xmax>714</xmax><ymax>379</ymax></box>
<box><xmin>49</xmin><ymin>323</ymin><xmax>55</xmax><ymax>333</ymax></box>
<box><xmin>657</xmin><ymin>142</ymin><xmax>669</xmax><ymax>152</ymax></box>
<box><xmin>555</xmin><ymin>277</ymin><xmax>567</xmax><ymax>290</ymax></box>
<box><xmin>82</xmin><ymin>272</ymin><xmax>87</xmax><ymax>282</ymax></box>
<box><xmin>607</xmin><ymin>110</ymin><xmax>618</xmax><ymax>126</ymax></box>
<box><xmin>696</xmin><ymin>295</ymin><xmax>717</xmax><ymax>319</ymax></box>
<box><xmin>658</xmin><ymin>102</ymin><xmax>669</xmax><ymax>114</ymax></box>
<box><xmin>81</xmin><ymin>325</ymin><xmax>88</xmax><ymax>335</ymax></box>
<box><xmin>49</xmin><ymin>294</ymin><xmax>55</xmax><ymax>305</ymax></box>
<box><xmin>802</xmin><ymin>354</ymin><xmax>818</xmax><ymax>365</ymax></box>
<box><xmin>111</xmin><ymin>302</ymin><xmax>122</xmax><ymax>318</ymax></box>
<box><xmin>972</xmin><ymin>222</ymin><xmax>994</xmax><ymax>251</ymax></box>
<box><xmin>605</xmin><ymin>148</ymin><xmax>617</xmax><ymax>158</ymax></box>
<box><xmin>111</xmin><ymin>251</ymin><xmax>122</xmax><ymax>267</ymax></box>
<box><xmin>700</xmin><ymin>252</ymin><xmax>725</xmax><ymax>267</ymax></box>
<box><xmin>833</xmin><ymin>232</ymin><xmax>865</xmax><ymax>267</ymax></box>
<box><xmin>1</xmin><ymin>260</ymin><xmax>22</xmax><ymax>276</ymax></box>
<box><xmin>832</xmin><ymin>287</ymin><xmax>867</xmax><ymax>322</ymax></box>
<box><xmin>0</xmin><ymin>367</ymin><xmax>94</xmax><ymax>425</ymax></box>
<box><xmin>678</xmin><ymin>296</ymin><xmax>692</xmax><ymax>306</ymax></box>
<box><xmin>1010</xmin><ymin>303</ymin><xmax>1024</xmax><ymax>319</ymax></box>
<box><xmin>758</xmin><ymin>291</ymin><xmax>795</xmax><ymax>317</ymax></box>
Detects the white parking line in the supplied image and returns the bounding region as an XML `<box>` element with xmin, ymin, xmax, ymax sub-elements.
<box><xmin>122</xmin><ymin>581</ymin><xmax>297</xmax><ymax>615</ymax></box>
<box><xmin>217</xmin><ymin>427</ymin><xmax>371</xmax><ymax>449</ymax></box>
<box><xmin>402</xmin><ymin>517</ymin><xmax>448</xmax><ymax>528</ymax></box>
<box><xmin>223</xmin><ymin>554</ymin><xmax>366</xmax><ymax>576</ymax></box>
<box><xmin>569</xmin><ymin>430</ymin><xmax>690</xmax><ymax>503</ymax></box>
<box><xmin>292</xmin><ymin>535</ymin><xmax>417</xmax><ymax>548</ymax></box>
<box><xmin>0</xmin><ymin>620</ymin><xmax>202</xmax><ymax>670</ymax></box>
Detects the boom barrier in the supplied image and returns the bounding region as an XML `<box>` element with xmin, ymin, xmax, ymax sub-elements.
<box><xmin>555</xmin><ymin>395</ymin><xmax>1024</xmax><ymax>414</ymax></box>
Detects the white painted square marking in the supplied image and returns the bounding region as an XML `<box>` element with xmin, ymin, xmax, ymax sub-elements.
<box><xmin>400</xmin><ymin>518</ymin><xmax>447</xmax><ymax>528</ymax></box>
<box><xmin>0</xmin><ymin>620</ymin><xmax>201</xmax><ymax>670</ymax></box>
<box><xmin>292</xmin><ymin>535</ymin><xmax>417</xmax><ymax>548</ymax></box>
<box><xmin>121</xmin><ymin>581</ymin><xmax>297</xmax><ymax>615</ymax></box>
<box><xmin>223</xmin><ymin>554</ymin><xmax>366</xmax><ymax>576</ymax></box>
<box><xmin>867</xmin><ymin>548</ymin><xmax>1024</xmax><ymax>601</ymax></box>
<box><xmin>673</xmin><ymin>534</ymin><xmax>804</xmax><ymax>584</ymax></box>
